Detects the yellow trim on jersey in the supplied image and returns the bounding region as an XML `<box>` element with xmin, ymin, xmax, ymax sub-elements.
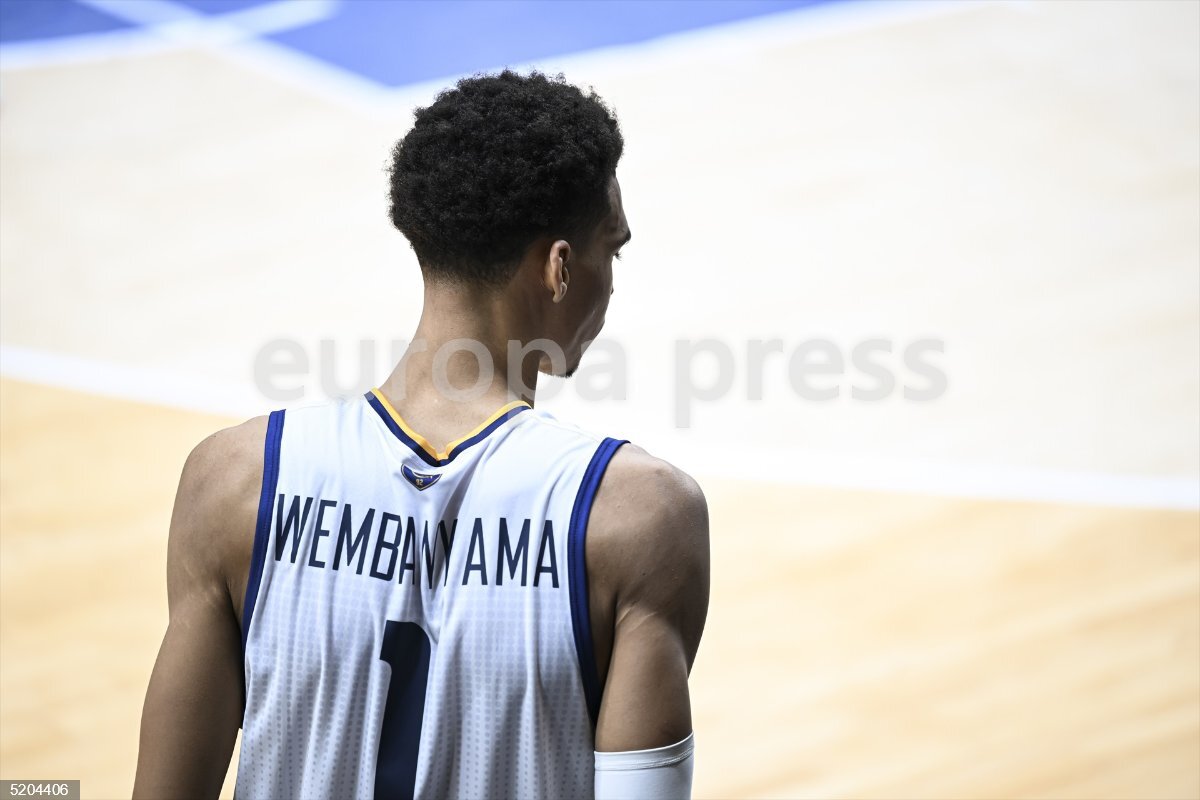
<box><xmin>441</xmin><ymin>400</ymin><xmax>531</xmax><ymax>456</ymax></box>
<box><xmin>369</xmin><ymin>388</ymin><xmax>530</xmax><ymax>461</ymax></box>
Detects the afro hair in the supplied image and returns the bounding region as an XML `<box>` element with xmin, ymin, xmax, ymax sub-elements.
<box><xmin>388</xmin><ymin>70</ymin><xmax>624</xmax><ymax>287</ymax></box>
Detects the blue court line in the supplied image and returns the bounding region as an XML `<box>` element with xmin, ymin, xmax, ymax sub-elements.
<box><xmin>1</xmin><ymin>0</ymin><xmax>838</xmax><ymax>88</ymax></box>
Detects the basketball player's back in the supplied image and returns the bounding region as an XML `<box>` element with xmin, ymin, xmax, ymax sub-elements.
<box><xmin>235</xmin><ymin>390</ymin><xmax>628</xmax><ymax>798</ymax></box>
<box><xmin>134</xmin><ymin>70</ymin><xmax>710</xmax><ymax>800</ymax></box>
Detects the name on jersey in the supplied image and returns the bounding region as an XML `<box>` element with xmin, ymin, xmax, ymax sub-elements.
<box><xmin>271</xmin><ymin>493</ymin><xmax>560</xmax><ymax>588</ymax></box>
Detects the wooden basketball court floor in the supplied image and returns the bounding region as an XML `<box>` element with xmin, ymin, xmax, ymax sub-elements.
<box><xmin>1</xmin><ymin>1</ymin><xmax>1197</xmax><ymax>798</ymax></box>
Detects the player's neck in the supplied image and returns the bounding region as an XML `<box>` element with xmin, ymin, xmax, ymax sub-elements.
<box><xmin>381</xmin><ymin>283</ymin><xmax>541</xmax><ymax>413</ymax></box>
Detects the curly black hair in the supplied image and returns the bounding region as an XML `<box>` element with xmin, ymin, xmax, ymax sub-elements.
<box><xmin>388</xmin><ymin>70</ymin><xmax>624</xmax><ymax>287</ymax></box>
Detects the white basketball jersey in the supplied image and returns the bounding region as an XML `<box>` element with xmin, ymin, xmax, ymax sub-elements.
<box><xmin>234</xmin><ymin>389</ymin><xmax>625</xmax><ymax>800</ymax></box>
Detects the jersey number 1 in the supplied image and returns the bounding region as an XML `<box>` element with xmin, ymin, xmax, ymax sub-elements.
<box><xmin>375</xmin><ymin>621</ymin><xmax>432</xmax><ymax>800</ymax></box>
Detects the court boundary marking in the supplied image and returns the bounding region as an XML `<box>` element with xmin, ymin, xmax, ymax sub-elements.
<box><xmin>2</xmin><ymin>343</ymin><xmax>1195</xmax><ymax>511</ymax></box>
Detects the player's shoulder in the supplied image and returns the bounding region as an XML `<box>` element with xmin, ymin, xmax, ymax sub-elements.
<box><xmin>518</xmin><ymin>405</ymin><xmax>609</xmax><ymax>447</ymax></box>
<box><xmin>520</xmin><ymin>411</ymin><xmax>705</xmax><ymax>518</ymax></box>
<box><xmin>589</xmin><ymin>443</ymin><xmax>709</xmax><ymax>573</ymax></box>
<box><xmin>166</xmin><ymin>416</ymin><xmax>271</xmax><ymax>603</ymax></box>
<box><xmin>603</xmin><ymin>443</ymin><xmax>706</xmax><ymax>518</ymax></box>
<box><xmin>176</xmin><ymin>415</ymin><xmax>270</xmax><ymax>532</ymax></box>
<box><xmin>179</xmin><ymin>394</ymin><xmax>375</xmax><ymax>497</ymax></box>
<box><xmin>185</xmin><ymin>415</ymin><xmax>269</xmax><ymax>483</ymax></box>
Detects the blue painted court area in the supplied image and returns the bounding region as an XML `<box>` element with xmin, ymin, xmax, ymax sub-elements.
<box><xmin>0</xmin><ymin>0</ymin><xmax>832</xmax><ymax>87</ymax></box>
<box><xmin>255</xmin><ymin>0</ymin><xmax>831</xmax><ymax>87</ymax></box>
<box><xmin>0</xmin><ymin>0</ymin><xmax>133</xmax><ymax>41</ymax></box>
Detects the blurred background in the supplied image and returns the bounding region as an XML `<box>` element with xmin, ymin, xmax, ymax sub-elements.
<box><xmin>1</xmin><ymin>0</ymin><xmax>1197</xmax><ymax>797</ymax></box>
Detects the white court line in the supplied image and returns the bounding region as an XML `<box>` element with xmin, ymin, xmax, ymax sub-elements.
<box><xmin>79</xmin><ymin>0</ymin><xmax>339</xmax><ymax>32</ymax></box>
<box><xmin>2</xmin><ymin>344</ymin><xmax>1196</xmax><ymax>511</ymax></box>
<box><xmin>666</xmin><ymin>438</ymin><xmax>1200</xmax><ymax>512</ymax></box>
<box><xmin>0</xmin><ymin>344</ymin><xmax>262</xmax><ymax>419</ymax></box>
<box><xmin>0</xmin><ymin>0</ymin><xmax>338</xmax><ymax>71</ymax></box>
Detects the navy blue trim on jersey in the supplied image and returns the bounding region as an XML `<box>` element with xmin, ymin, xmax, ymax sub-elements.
<box><xmin>364</xmin><ymin>391</ymin><xmax>531</xmax><ymax>468</ymax></box>
<box><xmin>241</xmin><ymin>409</ymin><xmax>285</xmax><ymax>719</ymax></box>
<box><xmin>567</xmin><ymin>436</ymin><xmax>628</xmax><ymax>728</ymax></box>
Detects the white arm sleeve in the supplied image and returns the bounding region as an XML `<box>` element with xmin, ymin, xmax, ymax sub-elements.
<box><xmin>594</xmin><ymin>732</ymin><xmax>695</xmax><ymax>800</ymax></box>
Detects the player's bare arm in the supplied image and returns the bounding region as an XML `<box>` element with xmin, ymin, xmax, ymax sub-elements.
<box><xmin>587</xmin><ymin>445</ymin><xmax>710</xmax><ymax>753</ymax></box>
<box><xmin>132</xmin><ymin>417</ymin><xmax>266</xmax><ymax>799</ymax></box>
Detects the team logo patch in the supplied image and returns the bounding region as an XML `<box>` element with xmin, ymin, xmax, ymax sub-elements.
<box><xmin>402</xmin><ymin>464</ymin><xmax>442</xmax><ymax>491</ymax></box>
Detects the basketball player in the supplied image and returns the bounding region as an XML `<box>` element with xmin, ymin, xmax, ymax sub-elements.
<box><xmin>133</xmin><ymin>70</ymin><xmax>709</xmax><ymax>800</ymax></box>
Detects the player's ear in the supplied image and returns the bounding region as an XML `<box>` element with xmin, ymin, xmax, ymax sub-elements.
<box><xmin>543</xmin><ymin>240</ymin><xmax>571</xmax><ymax>304</ymax></box>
